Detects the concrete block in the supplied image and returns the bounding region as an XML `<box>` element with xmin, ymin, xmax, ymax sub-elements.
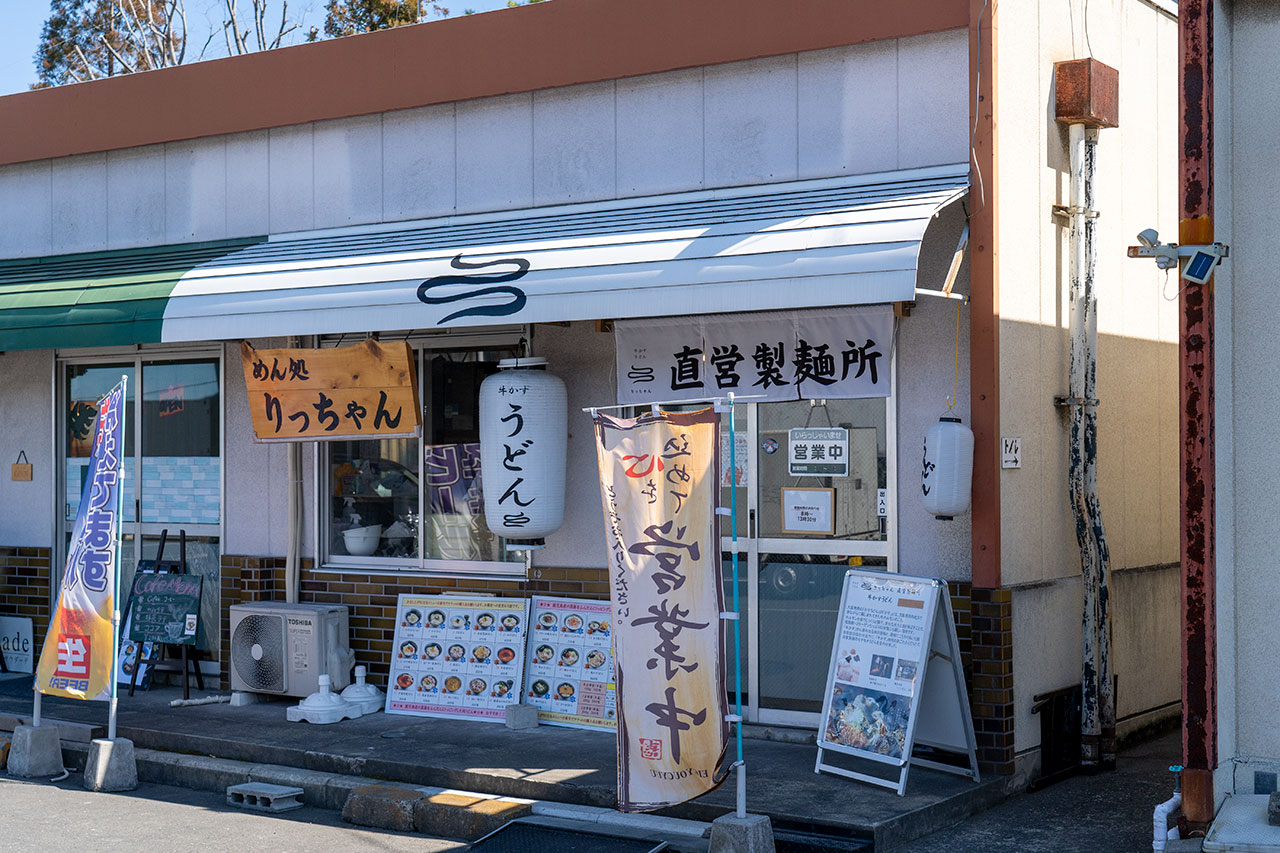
<box><xmin>227</xmin><ymin>781</ymin><xmax>305</xmax><ymax>812</ymax></box>
<box><xmin>84</xmin><ymin>738</ymin><xmax>138</xmax><ymax>792</ymax></box>
<box><xmin>413</xmin><ymin>791</ymin><xmax>532</xmax><ymax>841</ymax></box>
<box><xmin>505</xmin><ymin>703</ymin><xmax>539</xmax><ymax>730</ymax></box>
<box><xmin>342</xmin><ymin>784</ymin><xmax>425</xmax><ymax>833</ymax></box>
<box><xmin>1270</xmin><ymin>791</ymin><xmax>1280</xmax><ymax>826</ymax></box>
<box><xmin>8</xmin><ymin>724</ymin><xmax>64</xmax><ymax>778</ymax></box>
<box><xmin>709</xmin><ymin>813</ymin><xmax>775</xmax><ymax>853</ymax></box>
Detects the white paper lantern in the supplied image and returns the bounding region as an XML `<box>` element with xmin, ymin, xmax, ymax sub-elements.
<box><xmin>921</xmin><ymin>416</ymin><xmax>974</xmax><ymax>520</ymax></box>
<box><xmin>479</xmin><ymin>358</ymin><xmax>568</xmax><ymax>548</ymax></box>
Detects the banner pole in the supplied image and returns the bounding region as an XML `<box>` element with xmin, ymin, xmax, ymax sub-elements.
<box><xmin>108</xmin><ymin>374</ymin><xmax>128</xmax><ymax>742</ymax></box>
<box><xmin>32</xmin><ymin>687</ymin><xmax>41</xmax><ymax>727</ymax></box>
<box><xmin>728</xmin><ymin>393</ymin><xmax>746</xmax><ymax>818</ymax></box>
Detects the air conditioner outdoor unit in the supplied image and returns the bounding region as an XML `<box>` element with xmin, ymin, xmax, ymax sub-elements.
<box><xmin>230</xmin><ymin>602</ymin><xmax>355</xmax><ymax>698</ymax></box>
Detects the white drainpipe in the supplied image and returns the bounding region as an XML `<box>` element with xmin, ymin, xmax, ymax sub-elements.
<box><xmin>284</xmin><ymin>337</ymin><xmax>302</xmax><ymax>605</ymax></box>
<box><xmin>1067</xmin><ymin>121</ymin><xmax>1115</xmax><ymax>767</ymax></box>
<box><xmin>1152</xmin><ymin>769</ymin><xmax>1183</xmax><ymax>852</ymax></box>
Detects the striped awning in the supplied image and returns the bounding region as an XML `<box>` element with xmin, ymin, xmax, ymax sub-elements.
<box><xmin>0</xmin><ymin>164</ymin><xmax>967</xmax><ymax>351</ymax></box>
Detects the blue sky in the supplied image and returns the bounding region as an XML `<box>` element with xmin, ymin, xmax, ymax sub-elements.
<box><xmin>0</xmin><ymin>0</ymin><xmax>520</xmax><ymax>96</ymax></box>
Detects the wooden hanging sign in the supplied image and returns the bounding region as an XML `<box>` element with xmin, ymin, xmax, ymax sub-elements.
<box><xmin>241</xmin><ymin>339</ymin><xmax>421</xmax><ymax>442</ymax></box>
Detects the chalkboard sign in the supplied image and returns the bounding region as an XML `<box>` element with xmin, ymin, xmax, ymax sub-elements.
<box><xmin>127</xmin><ymin>573</ymin><xmax>203</xmax><ymax>646</ymax></box>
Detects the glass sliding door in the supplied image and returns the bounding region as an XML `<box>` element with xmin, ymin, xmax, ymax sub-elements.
<box><xmin>63</xmin><ymin>364</ymin><xmax>137</xmax><ymax>598</ymax></box>
<box><xmin>139</xmin><ymin>359</ymin><xmax>222</xmax><ymax>653</ymax></box>
<box><xmin>724</xmin><ymin>396</ymin><xmax>896</xmax><ymax>728</ymax></box>
<box><xmin>59</xmin><ymin>353</ymin><xmax>223</xmax><ymax>662</ymax></box>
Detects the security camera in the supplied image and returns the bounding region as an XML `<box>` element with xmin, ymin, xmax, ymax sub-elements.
<box><xmin>1137</xmin><ymin>229</ymin><xmax>1160</xmax><ymax>249</ymax></box>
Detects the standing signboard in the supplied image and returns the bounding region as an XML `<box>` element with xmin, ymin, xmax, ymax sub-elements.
<box><xmin>815</xmin><ymin>568</ymin><xmax>979</xmax><ymax>795</ymax></box>
<box><xmin>36</xmin><ymin>378</ymin><xmax>126</xmax><ymax>701</ymax></box>
<box><xmin>593</xmin><ymin>407</ymin><xmax>730</xmax><ymax>813</ymax></box>
<box><xmin>525</xmin><ymin>596</ymin><xmax>616</xmax><ymax>730</ymax></box>
<box><xmin>0</xmin><ymin>616</ymin><xmax>34</xmax><ymax>673</ymax></box>
<box><xmin>385</xmin><ymin>595</ymin><xmax>529</xmax><ymax>722</ymax></box>
<box><xmin>127</xmin><ymin>574</ymin><xmax>203</xmax><ymax>645</ymax></box>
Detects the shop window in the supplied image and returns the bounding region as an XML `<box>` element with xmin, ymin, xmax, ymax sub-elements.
<box><xmin>324</xmin><ymin>348</ymin><xmax>522</xmax><ymax>574</ymax></box>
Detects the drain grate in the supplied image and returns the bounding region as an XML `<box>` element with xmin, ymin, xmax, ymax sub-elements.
<box><xmin>774</xmin><ymin>827</ymin><xmax>873</xmax><ymax>852</ymax></box>
<box><xmin>470</xmin><ymin>821</ymin><xmax>669</xmax><ymax>852</ymax></box>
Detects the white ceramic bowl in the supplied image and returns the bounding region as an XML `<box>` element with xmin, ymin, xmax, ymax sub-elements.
<box><xmin>342</xmin><ymin>524</ymin><xmax>382</xmax><ymax>556</ymax></box>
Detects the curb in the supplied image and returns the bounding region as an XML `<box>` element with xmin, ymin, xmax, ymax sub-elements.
<box><xmin>56</xmin><ymin>741</ymin><xmax>714</xmax><ymax>842</ymax></box>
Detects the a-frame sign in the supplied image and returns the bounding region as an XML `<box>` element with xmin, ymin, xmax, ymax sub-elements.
<box><xmin>815</xmin><ymin>569</ymin><xmax>980</xmax><ymax>795</ymax></box>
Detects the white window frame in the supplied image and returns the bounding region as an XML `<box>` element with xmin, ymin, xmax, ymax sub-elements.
<box><xmin>313</xmin><ymin>329</ymin><xmax>530</xmax><ymax>578</ymax></box>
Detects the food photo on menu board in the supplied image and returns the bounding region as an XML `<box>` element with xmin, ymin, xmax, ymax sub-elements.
<box><xmin>524</xmin><ymin>595</ymin><xmax>616</xmax><ymax>730</ymax></box>
<box><xmin>385</xmin><ymin>595</ymin><xmax>529</xmax><ymax>722</ymax></box>
<box><xmin>821</xmin><ymin>573</ymin><xmax>931</xmax><ymax>760</ymax></box>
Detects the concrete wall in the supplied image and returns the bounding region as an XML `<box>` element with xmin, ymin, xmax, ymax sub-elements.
<box><xmin>529</xmin><ymin>322</ymin><xmax>617</xmax><ymax>572</ymax></box>
<box><xmin>994</xmin><ymin>0</ymin><xmax>1181</xmax><ymax>751</ymax></box>
<box><xmin>0</xmin><ymin>32</ymin><xmax>968</xmax><ymax>260</ymax></box>
<box><xmin>221</xmin><ymin>339</ymin><xmax>316</xmax><ymax>559</ymax></box>
<box><xmin>898</xmin><ymin>201</ymin><xmax>972</xmax><ymax>580</ymax></box>
<box><xmin>1216</xmin><ymin>0</ymin><xmax>1280</xmax><ymax>794</ymax></box>
<box><xmin>0</xmin><ymin>349</ymin><xmax>54</xmax><ymax>547</ymax></box>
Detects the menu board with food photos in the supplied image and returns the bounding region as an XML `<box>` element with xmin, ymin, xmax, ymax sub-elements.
<box><xmin>385</xmin><ymin>595</ymin><xmax>529</xmax><ymax>722</ymax></box>
<box><xmin>524</xmin><ymin>596</ymin><xmax>616</xmax><ymax>731</ymax></box>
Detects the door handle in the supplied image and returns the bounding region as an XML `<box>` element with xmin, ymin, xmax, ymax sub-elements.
<box><xmin>749</xmin><ymin>509</ymin><xmax>756</xmax><ymax>539</ymax></box>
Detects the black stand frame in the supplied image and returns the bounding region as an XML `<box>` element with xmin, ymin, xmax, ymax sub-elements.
<box><xmin>125</xmin><ymin>529</ymin><xmax>205</xmax><ymax>700</ymax></box>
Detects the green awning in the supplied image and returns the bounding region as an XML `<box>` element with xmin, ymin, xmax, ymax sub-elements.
<box><xmin>0</xmin><ymin>238</ymin><xmax>262</xmax><ymax>351</ymax></box>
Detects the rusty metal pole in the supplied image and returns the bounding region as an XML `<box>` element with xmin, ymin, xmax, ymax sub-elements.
<box><xmin>1055</xmin><ymin>58</ymin><xmax>1121</xmax><ymax>773</ymax></box>
<box><xmin>1067</xmin><ymin>122</ymin><xmax>1115</xmax><ymax>771</ymax></box>
<box><xmin>1179</xmin><ymin>0</ymin><xmax>1216</xmax><ymax>829</ymax></box>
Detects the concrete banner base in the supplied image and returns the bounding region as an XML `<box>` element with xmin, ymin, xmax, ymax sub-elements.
<box><xmin>8</xmin><ymin>725</ymin><xmax>65</xmax><ymax>778</ymax></box>
<box><xmin>709</xmin><ymin>813</ymin><xmax>775</xmax><ymax>853</ymax></box>
<box><xmin>84</xmin><ymin>738</ymin><xmax>138</xmax><ymax>792</ymax></box>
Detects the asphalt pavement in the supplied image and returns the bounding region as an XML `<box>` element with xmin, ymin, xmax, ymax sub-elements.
<box><xmin>895</xmin><ymin>730</ymin><xmax>1186</xmax><ymax>852</ymax></box>
<box><xmin>0</xmin><ymin>773</ymin><xmax>467</xmax><ymax>853</ymax></box>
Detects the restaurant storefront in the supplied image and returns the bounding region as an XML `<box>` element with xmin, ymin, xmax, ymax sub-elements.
<box><xmin>0</xmin><ymin>0</ymin><xmax>1183</xmax><ymax>788</ymax></box>
<box><xmin>15</xmin><ymin>166</ymin><xmax>969</xmax><ymax>731</ymax></box>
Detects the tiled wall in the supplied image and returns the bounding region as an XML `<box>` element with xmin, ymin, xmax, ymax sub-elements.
<box><xmin>68</xmin><ymin>456</ymin><xmax>221</xmax><ymax>525</ymax></box>
<box><xmin>0</xmin><ymin>547</ymin><xmax>52</xmax><ymax>656</ymax></box>
<box><xmin>217</xmin><ymin>555</ymin><xmax>1001</xmax><ymax>754</ymax></box>
<box><xmin>218</xmin><ymin>554</ymin><xmax>608</xmax><ymax>689</ymax></box>
<box><xmin>969</xmin><ymin>587</ymin><xmax>1015</xmax><ymax>776</ymax></box>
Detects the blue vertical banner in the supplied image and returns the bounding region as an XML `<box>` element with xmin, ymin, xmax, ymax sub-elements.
<box><xmin>36</xmin><ymin>379</ymin><xmax>126</xmax><ymax>701</ymax></box>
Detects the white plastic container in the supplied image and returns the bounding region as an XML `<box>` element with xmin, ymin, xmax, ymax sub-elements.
<box><xmin>342</xmin><ymin>524</ymin><xmax>382</xmax><ymax>556</ymax></box>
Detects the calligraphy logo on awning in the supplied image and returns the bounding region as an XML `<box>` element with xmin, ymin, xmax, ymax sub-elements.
<box><xmin>417</xmin><ymin>254</ymin><xmax>531</xmax><ymax>324</ymax></box>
